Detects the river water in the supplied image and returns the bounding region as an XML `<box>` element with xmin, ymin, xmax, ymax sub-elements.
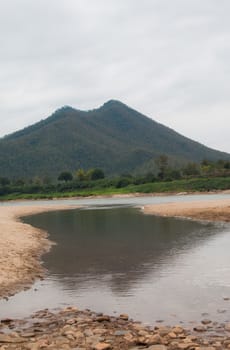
<box><xmin>1</xmin><ymin>193</ymin><xmax>230</xmax><ymax>325</ymax></box>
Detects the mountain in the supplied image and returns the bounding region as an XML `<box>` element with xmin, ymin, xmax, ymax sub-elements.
<box><xmin>0</xmin><ymin>100</ymin><xmax>229</xmax><ymax>179</ymax></box>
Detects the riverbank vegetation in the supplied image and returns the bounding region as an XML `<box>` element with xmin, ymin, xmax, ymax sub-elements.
<box><xmin>0</xmin><ymin>158</ymin><xmax>230</xmax><ymax>200</ymax></box>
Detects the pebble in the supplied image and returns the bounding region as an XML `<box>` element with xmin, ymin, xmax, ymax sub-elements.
<box><xmin>119</xmin><ymin>314</ymin><xmax>129</xmax><ymax>320</ymax></box>
<box><xmin>201</xmin><ymin>319</ymin><xmax>212</xmax><ymax>325</ymax></box>
<box><xmin>94</xmin><ymin>343</ymin><xmax>111</xmax><ymax>350</ymax></box>
<box><xmin>172</xmin><ymin>326</ymin><xmax>184</xmax><ymax>334</ymax></box>
<box><xmin>225</xmin><ymin>324</ymin><xmax>230</xmax><ymax>331</ymax></box>
<box><xmin>193</xmin><ymin>325</ymin><xmax>207</xmax><ymax>332</ymax></box>
<box><xmin>0</xmin><ymin>307</ymin><xmax>230</xmax><ymax>349</ymax></box>
<box><xmin>114</xmin><ymin>330</ymin><xmax>130</xmax><ymax>336</ymax></box>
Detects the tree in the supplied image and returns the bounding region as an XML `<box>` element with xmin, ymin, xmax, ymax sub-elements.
<box><xmin>58</xmin><ymin>171</ymin><xmax>73</xmax><ymax>182</ymax></box>
<box><xmin>224</xmin><ymin>161</ymin><xmax>230</xmax><ymax>169</ymax></box>
<box><xmin>155</xmin><ymin>154</ymin><xmax>169</xmax><ymax>180</ymax></box>
<box><xmin>183</xmin><ymin>162</ymin><xmax>200</xmax><ymax>177</ymax></box>
<box><xmin>76</xmin><ymin>169</ymin><xmax>88</xmax><ymax>181</ymax></box>
<box><xmin>200</xmin><ymin>160</ymin><xmax>213</xmax><ymax>176</ymax></box>
<box><xmin>42</xmin><ymin>176</ymin><xmax>52</xmax><ymax>185</ymax></box>
<box><xmin>0</xmin><ymin>177</ymin><xmax>10</xmax><ymax>186</ymax></box>
<box><xmin>14</xmin><ymin>178</ymin><xmax>25</xmax><ymax>186</ymax></box>
<box><xmin>32</xmin><ymin>176</ymin><xmax>42</xmax><ymax>185</ymax></box>
<box><xmin>165</xmin><ymin>168</ymin><xmax>182</xmax><ymax>181</ymax></box>
<box><xmin>88</xmin><ymin>168</ymin><xmax>105</xmax><ymax>180</ymax></box>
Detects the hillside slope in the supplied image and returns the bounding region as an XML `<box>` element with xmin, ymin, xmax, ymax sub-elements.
<box><xmin>0</xmin><ymin>100</ymin><xmax>229</xmax><ymax>178</ymax></box>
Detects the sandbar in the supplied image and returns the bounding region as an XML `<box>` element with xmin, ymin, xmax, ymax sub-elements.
<box><xmin>143</xmin><ymin>198</ymin><xmax>230</xmax><ymax>222</ymax></box>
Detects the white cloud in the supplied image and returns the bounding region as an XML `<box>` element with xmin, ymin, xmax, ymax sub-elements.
<box><xmin>0</xmin><ymin>0</ymin><xmax>229</xmax><ymax>152</ymax></box>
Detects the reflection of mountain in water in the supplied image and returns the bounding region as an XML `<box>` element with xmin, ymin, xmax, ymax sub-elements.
<box><xmin>24</xmin><ymin>207</ymin><xmax>219</xmax><ymax>295</ymax></box>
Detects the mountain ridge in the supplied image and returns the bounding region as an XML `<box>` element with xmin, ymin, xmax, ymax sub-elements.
<box><xmin>0</xmin><ymin>100</ymin><xmax>229</xmax><ymax>179</ymax></box>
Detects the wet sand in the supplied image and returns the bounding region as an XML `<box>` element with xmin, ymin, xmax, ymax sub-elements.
<box><xmin>143</xmin><ymin>198</ymin><xmax>230</xmax><ymax>222</ymax></box>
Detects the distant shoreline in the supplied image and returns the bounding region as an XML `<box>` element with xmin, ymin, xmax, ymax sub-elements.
<box><xmin>1</xmin><ymin>188</ymin><xmax>230</xmax><ymax>203</ymax></box>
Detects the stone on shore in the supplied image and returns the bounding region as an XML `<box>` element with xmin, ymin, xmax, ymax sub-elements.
<box><xmin>0</xmin><ymin>307</ymin><xmax>230</xmax><ymax>349</ymax></box>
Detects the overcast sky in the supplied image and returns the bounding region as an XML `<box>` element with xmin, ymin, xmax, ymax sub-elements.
<box><xmin>1</xmin><ymin>0</ymin><xmax>230</xmax><ymax>152</ymax></box>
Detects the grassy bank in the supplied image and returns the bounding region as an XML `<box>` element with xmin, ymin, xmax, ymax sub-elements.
<box><xmin>0</xmin><ymin>176</ymin><xmax>229</xmax><ymax>201</ymax></box>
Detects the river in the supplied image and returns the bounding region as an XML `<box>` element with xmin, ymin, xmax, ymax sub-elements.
<box><xmin>1</xmin><ymin>193</ymin><xmax>230</xmax><ymax>325</ymax></box>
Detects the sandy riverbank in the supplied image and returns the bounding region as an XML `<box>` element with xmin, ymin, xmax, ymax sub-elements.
<box><xmin>143</xmin><ymin>198</ymin><xmax>230</xmax><ymax>222</ymax></box>
<box><xmin>0</xmin><ymin>204</ymin><xmax>77</xmax><ymax>299</ymax></box>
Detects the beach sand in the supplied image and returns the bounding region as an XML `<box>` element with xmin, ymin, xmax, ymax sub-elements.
<box><xmin>143</xmin><ymin>198</ymin><xmax>230</xmax><ymax>222</ymax></box>
<box><xmin>0</xmin><ymin>204</ymin><xmax>76</xmax><ymax>299</ymax></box>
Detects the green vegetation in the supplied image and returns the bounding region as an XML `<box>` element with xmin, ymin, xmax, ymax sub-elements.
<box><xmin>58</xmin><ymin>171</ymin><xmax>73</xmax><ymax>182</ymax></box>
<box><xmin>0</xmin><ymin>160</ymin><xmax>229</xmax><ymax>201</ymax></box>
<box><xmin>75</xmin><ymin>168</ymin><xmax>105</xmax><ymax>181</ymax></box>
<box><xmin>0</xmin><ymin>177</ymin><xmax>229</xmax><ymax>201</ymax></box>
<box><xmin>0</xmin><ymin>100</ymin><xmax>229</xmax><ymax>179</ymax></box>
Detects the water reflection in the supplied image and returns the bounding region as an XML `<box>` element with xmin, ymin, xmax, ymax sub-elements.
<box><xmin>24</xmin><ymin>208</ymin><xmax>219</xmax><ymax>295</ymax></box>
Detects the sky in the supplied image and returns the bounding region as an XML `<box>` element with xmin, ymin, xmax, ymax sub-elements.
<box><xmin>0</xmin><ymin>0</ymin><xmax>230</xmax><ymax>153</ymax></box>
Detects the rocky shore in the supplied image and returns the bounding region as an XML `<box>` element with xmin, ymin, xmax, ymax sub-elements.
<box><xmin>2</xmin><ymin>307</ymin><xmax>230</xmax><ymax>349</ymax></box>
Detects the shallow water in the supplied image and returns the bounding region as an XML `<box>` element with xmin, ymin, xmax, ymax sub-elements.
<box><xmin>1</xmin><ymin>201</ymin><xmax>230</xmax><ymax>325</ymax></box>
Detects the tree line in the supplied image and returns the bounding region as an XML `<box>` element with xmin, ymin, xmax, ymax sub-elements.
<box><xmin>0</xmin><ymin>157</ymin><xmax>230</xmax><ymax>197</ymax></box>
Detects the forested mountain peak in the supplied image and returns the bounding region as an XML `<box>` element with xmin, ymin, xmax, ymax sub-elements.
<box><xmin>0</xmin><ymin>101</ymin><xmax>229</xmax><ymax>179</ymax></box>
